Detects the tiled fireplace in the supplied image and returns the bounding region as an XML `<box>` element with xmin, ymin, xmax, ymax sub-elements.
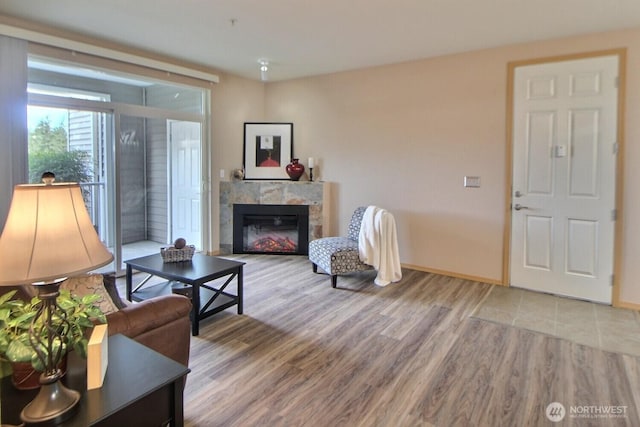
<box><xmin>220</xmin><ymin>181</ymin><xmax>330</xmax><ymax>255</ymax></box>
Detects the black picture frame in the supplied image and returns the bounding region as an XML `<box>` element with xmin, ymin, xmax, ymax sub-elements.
<box><xmin>243</xmin><ymin>122</ymin><xmax>293</xmax><ymax>180</ymax></box>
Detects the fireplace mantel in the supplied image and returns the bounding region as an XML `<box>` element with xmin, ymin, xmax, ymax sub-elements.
<box><xmin>220</xmin><ymin>181</ymin><xmax>331</xmax><ymax>254</ymax></box>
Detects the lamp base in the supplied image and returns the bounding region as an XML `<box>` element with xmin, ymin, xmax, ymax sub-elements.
<box><xmin>20</xmin><ymin>374</ymin><xmax>80</xmax><ymax>426</ymax></box>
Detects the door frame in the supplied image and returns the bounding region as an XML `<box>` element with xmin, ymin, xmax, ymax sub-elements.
<box><xmin>502</xmin><ymin>48</ymin><xmax>627</xmax><ymax>306</ymax></box>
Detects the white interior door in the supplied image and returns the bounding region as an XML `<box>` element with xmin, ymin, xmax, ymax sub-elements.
<box><xmin>169</xmin><ymin>120</ymin><xmax>202</xmax><ymax>249</ymax></box>
<box><xmin>510</xmin><ymin>55</ymin><xmax>619</xmax><ymax>304</ymax></box>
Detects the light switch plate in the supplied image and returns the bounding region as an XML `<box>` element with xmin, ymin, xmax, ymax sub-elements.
<box><xmin>464</xmin><ymin>176</ymin><xmax>481</xmax><ymax>188</ymax></box>
<box><xmin>555</xmin><ymin>145</ymin><xmax>567</xmax><ymax>157</ymax></box>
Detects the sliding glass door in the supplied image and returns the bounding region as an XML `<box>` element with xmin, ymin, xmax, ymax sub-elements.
<box><xmin>27</xmin><ymin>106</ymin><xmax>206</xmax><ymax>274</ymax></box>
<box><xmin>27</xmin><ymin>56</ymin><xmax>208</xmax><ymax>274</ymax></box>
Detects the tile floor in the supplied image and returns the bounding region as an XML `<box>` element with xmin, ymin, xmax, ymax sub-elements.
<box><xmin>472</xmin><ymin>285</ymin><xmax>640</xmax><ymax>356</ymax></box>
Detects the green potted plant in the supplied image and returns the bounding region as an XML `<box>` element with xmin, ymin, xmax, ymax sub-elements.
<box><xmin>0</xmin><ymin>288</ymin><xmax>106</xmax><ymax>389</ymax></box>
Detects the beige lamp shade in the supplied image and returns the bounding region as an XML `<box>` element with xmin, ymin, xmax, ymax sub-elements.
<box><xmin>0</xmin><ymin>183</ymin><xmax>114</xmax><ymax>285</ymax></box>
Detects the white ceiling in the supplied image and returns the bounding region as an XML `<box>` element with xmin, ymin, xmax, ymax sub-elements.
<box><xmin>1</xmin><ymin>0</ymin><xmax>639</xmax><ymax>82</ymax></box>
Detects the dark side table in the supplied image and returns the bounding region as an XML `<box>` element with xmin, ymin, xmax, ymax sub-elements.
<box><xmin>125</xmin><ymin>253</ymin><xmax>245</xmax><ymax>336</ymax></box>
<box><xmin>0</xmin><ymin>334</ymin><xmax>190</xmax><ymax>427</ymax></box>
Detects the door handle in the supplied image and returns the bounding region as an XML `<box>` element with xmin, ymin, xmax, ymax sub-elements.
<box><xmin>514</xmin><ymin>204</ymin><xmax>530</xmax><ymax>211</ymax></box>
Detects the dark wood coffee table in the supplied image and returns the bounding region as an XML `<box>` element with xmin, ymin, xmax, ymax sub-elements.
<box><xmin>125</xmin><ymin>253</ymin><xmax>245</xmax><ymax>336</ymax></box>
<box><xmin>1</xmin><ymin>334</ymin><xmax>189</xmax><ymax>427</ymax></box>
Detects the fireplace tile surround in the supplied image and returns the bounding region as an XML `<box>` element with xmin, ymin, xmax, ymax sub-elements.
<box><xmin>220</xmin><ymin>181</ymin><xmax>331</xmax><ymax>254</ymax></box>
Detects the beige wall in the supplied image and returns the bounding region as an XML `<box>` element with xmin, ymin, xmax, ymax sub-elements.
<box><xmin>210</xmin><ymin>72</ymin><xmax>265</xmax><ymax>250</ymax></box>
<box><xmin>216</xmin><ymin>27</ymin><xmax>640</xmax><ymax>306</ymax></box>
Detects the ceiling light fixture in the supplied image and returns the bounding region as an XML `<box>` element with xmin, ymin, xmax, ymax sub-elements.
<box><xmin>258</xmin><ymin>59</ymin><xmax>269</xmax><ymax>81</ymax></box>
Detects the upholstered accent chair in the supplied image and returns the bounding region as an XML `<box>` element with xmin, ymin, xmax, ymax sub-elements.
<box><xmin>309</xmin><ymin>206</ymin><xmax>373</xmax><ymax>287</ymax></box>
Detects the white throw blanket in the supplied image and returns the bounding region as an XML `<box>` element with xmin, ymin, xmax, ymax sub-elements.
<box><xmin>358</xmin><ymin>206</ymin><xmax>402</xmax><ymax>286</ymax></box>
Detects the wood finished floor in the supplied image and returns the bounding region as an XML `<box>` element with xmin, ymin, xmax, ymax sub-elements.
<box><xmin>181</xmin><ymin>255</ymin><xmax>640</xmax><ymax>427</ymax></box>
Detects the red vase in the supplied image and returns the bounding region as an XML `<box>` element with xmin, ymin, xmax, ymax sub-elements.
<box><xmin>285</xmin><ymin>158</ymin><xmax>305</xmax><ymax>181</ymax></box>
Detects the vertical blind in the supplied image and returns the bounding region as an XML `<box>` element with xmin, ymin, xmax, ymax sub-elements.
<box><xmin>0</xmin><ymin>35</ymin><xmax>28</xmax><ymax>228</ymax></box>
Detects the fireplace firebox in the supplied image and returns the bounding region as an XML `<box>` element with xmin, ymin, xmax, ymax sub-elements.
<box><xmin>233</xmin><ymin>204</ymin><xmax>309</xmax><ymax>255</ymax></box>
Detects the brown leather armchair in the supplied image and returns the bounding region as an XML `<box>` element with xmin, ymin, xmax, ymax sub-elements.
<box><xmin>100</xmin><ymin>273</ymin><xmax>191</xmax><ymax>367</ymax></box>
<box><xmin>107</xmin><ymin>293</ymin><xmax>191</xmax><ymax>367</ymax></box>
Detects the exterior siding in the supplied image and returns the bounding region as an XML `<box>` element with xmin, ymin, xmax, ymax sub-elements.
<box><xmin>145</xmin><ymin>117</ymin><xmax>168</xmax><ymax>243</ymax></box>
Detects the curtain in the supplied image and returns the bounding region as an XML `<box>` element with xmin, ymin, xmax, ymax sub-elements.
<box><xmin>0</xmin><ymin>35</ymin><xmax>28</xmax><ymax>229</ymax></box>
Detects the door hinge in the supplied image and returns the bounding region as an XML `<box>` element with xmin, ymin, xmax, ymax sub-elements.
<box><xmin>611</xmin><ymin>274</ymin><xmax>615</xmax><ymax>287</ymax></box>
<box><xmin>613</xmin><ymin>142</ymin><xmax>619</xmax><ymax>154</ymax></box>
<box><xmin>615</xmin><ymin>76</ymin><xmax>619</xmax><ymax>89</ymax></box>
<box><xmin>612</xmin><ymin>209</ymin><xmax>617</xmax><ymax>221</ymax></box>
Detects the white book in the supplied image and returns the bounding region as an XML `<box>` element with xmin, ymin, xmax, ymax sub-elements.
<box><xmin>87</xmin><ymin>324</ymin><xmax>108</xmax><ymax>390</ymax></box>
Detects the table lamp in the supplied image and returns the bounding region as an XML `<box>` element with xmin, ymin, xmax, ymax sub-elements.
<box><xmin>0</xmin><ymin>177</ymin><xmax>113</xmax><ymax>425</ymax></box>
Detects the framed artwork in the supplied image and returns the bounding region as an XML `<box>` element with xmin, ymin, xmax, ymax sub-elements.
<box><xmin>243</xmin><ymin>122</ymin><xmax>293</xmax><ymax>180</ymax></box>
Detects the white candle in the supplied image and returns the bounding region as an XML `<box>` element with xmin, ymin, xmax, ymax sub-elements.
<box><xmin>308</xmin><ymin>157</ymin><xmax>315</xmax><ymax>168</ymax></box>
